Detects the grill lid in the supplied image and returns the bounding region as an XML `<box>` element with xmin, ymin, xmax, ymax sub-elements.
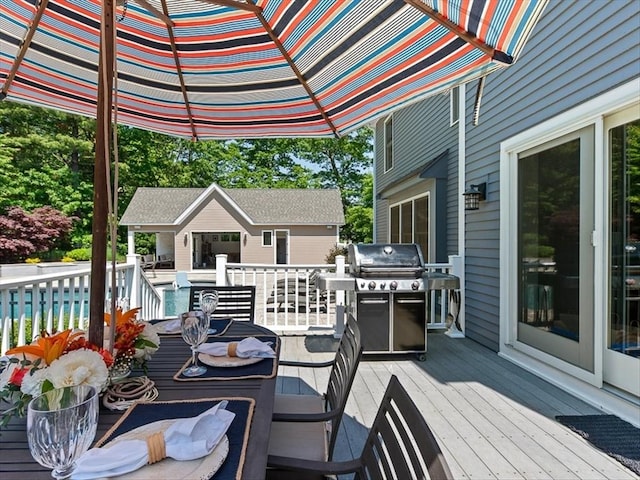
<box><xmin>348</xmin><ymin>243</ymin><xmax>425</xmax><ymax>277</ymax></box>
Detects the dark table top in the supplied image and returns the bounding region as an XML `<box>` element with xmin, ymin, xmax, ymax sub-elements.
<box><xmin>0</xmin><ymin>321</ymin><xmax>278</xmax><ymax>480</ymax></box>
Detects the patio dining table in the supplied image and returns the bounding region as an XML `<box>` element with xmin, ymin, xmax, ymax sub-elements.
<box><xmin>0</xmin><ymin>321</ymin><xmax>280</xmax><ymax>480</ymax></box>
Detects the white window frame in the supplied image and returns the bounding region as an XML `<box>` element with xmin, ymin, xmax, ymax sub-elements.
<box><xmin>388</xmin><ymin>191</ymin><xmax>432</xmax><ymax>261</ymax></box>
<box><xmin>499</xmin><ymin>79</ymin><xmax>639</xmax><ymax>387</ymax></box>
<box><xmin>450</xmin><ymin>86</ymin><xmax>460</xmax><ymax>126</ymax></box>
<box><xmin>384</xmin><ymin>115</ymin><xmax>394</xmax><ymax>173</ymax></box>
<box><xmin>261</xmin><ymin>230</ymin><xmax>273</xmax><ymax>247</ymax></box>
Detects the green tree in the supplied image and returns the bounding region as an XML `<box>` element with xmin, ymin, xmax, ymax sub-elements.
<box><xmin>0</xmin><ymin>102</ymin><xmax>374</xmax><ymax>249</ymax></box>
<box><xmin>0</xmin><ymin>103</ymin><xmax>95</xmax><ymax>245</ymax></box>
<box><xmin>293</xmin><ymin>127</ymin><xmax>374</xmax><ymax>241</ymax></box>
<box><xmin>343</xmin><ymin>173</ymin><xmax>374</xmax><ymax>243</ymax></box>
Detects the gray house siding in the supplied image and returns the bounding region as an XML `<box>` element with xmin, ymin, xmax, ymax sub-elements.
<box><xmin>374</xmin><ymin>92</ymin><xmax>459</xmax><ymax>261</ymax></box>
<box><xmin>463</xmin><ymin>0</ymin><xmax>640</xmax><ymax>350</ymax></box>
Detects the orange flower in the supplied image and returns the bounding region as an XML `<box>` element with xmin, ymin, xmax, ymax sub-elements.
<box><xmin>6</xmin><ymin>329</ymin><xmax>83</xmax><ymax>366</ymax></box>
<box><xmin>104</xmin><ymin>307</ymin><xmax>141</xmax><ymax>327</ymax></box>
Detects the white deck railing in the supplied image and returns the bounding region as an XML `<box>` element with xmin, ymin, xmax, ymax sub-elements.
<box><xmin>225</xmin><ymin>260</ymin><xmax>338</xmax><ymax>330</ymax></box>
<box><xmin>0</xmin><ymin>260</ymin><xmax>162</xmax><ymax>355</ymax></box>
<box><xmin>1</xmin><ymin>254</ymin><xmax>462</xmax><ymax>354</ymax></box>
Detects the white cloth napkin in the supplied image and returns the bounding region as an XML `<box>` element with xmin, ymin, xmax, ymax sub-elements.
<box><xmin>159</xmin><ymin>319</ymin><xmax>181</xmax><ymax>333</ymax></box>
<box><xmin>71</xmin><ymin>401</ymin><xmax>234</xmax><ymax>480</ymax></box>
<box><xmin>197</xmin><ymin>337</ymin><xmax>275</xmax><ymax>358</ymax></box>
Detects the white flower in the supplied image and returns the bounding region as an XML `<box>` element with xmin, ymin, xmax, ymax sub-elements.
<box><xmin>20</xmin><ymin>367</ymin><xmax>48</xmax><ymax>397</ymax></box>
<box><xmin>44</xmin><ymin>349</ymin><xmax>109</xmax><ymax>391</ymax></box>
<box><xmin>134</xmin><ymin>323</ymin><xmax>160</xmax><ymax>361</ymax></box>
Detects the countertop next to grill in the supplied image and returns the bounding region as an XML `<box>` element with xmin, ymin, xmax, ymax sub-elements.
<box><xmin>316</xmin><ymin>272</ymin><xmax>356</xmax><ymax>291</ymax></box>
<box><xmin>316</xmin><ymin>272</ymin><xmax>459</xmax><ymax>291</ymax></box>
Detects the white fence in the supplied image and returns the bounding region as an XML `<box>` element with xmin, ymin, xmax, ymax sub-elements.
<box><xmin>0</xmin><ymin>255</ymin><xmax>462</xmax><ymax>354</ymax></box>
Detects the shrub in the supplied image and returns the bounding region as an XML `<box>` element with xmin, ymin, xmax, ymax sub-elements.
<box><xmin>0</xmin><ymin>206</ymin><xmax>75</xmax><ymax>263</ymax></box>
<box><xmin>61</xmin><ymin>256</ymin><xmax>75</xmax><ymax>263</ymax></box>
<box><xmin>66</xmin><ymin>248</ymin><xmax>92</xmax><ymax>261</ymax></box>
<box><xmin>25</xmin><ymin>257</ymin><xmax>40</xmax><ymax>264</ymax></box>
<box><xmin>325</xmin><ymin>244</ymin><xmax>349</xmax><ymax>264</ymax></box>
<box><xmin>65</xmin><ymin>248</ymin><xmax>127</xmax><ymax>263</ymax></box>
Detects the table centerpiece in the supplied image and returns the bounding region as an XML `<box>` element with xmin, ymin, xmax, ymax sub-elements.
<box><xmin>0</xmin><ymin>307</ymin><xmax>159</xmax><ymax>427</ymax></box>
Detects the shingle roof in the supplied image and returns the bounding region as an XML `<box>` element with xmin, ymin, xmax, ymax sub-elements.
<box><xmin>225</xmin><ymin>188</ymin><xmax>344</xmax><ymax>224</ymax></box>
<box><xmin>119</xmin><ymin>185</ymin><xmax>344</xmax><ymax>226</ymax></box>
<box><xmin>120</xmin><ymin>187</ymin><xmax>205</xmax><ymax>225</ymax></box>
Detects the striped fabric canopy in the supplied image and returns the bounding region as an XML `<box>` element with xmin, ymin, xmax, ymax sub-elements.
<box><xmin>1</xmin><ymin>0</ymin><xmax>547</xmax><ymax>139</ymax></box>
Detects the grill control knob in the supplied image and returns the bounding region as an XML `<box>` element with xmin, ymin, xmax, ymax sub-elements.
<box><xmin>380</xmin><ymin>282</ymin><xmax>386</xmax><ymax>290</ymax></box>
<box><xmin>411</xmin><ymin>280</ymin><xmax>420</xmax><ymax>290</ymax></box>
<box><xmin>368</xmin><ymin>281</ymin><xmax>377</xmax><ymax>290</ymax></box>
<box><xmin>389</xmin><ymin>281</ymin><xmax>398</xmax><ymax>290</ymax></box>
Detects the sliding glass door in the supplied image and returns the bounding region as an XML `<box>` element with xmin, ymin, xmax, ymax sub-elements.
<box><xmin>517</xmin><ymin>127</ymin><xmax>594</xmax><ymax>371</ymax></box>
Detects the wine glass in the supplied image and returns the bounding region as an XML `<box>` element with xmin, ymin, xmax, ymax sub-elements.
<box><xmin>27</xmin><ymin>385</ymin><xmax>99</xmax><ymax>480</ymax></box>
<box><xmin>199</xmin><ymin>290</ymin><xmax>219</xmax><ymax>335</ymax></box>
<box><xmin>180</xmin><ymin>311</ymin><xmax>209</xmax><ymax>377</ymax></box>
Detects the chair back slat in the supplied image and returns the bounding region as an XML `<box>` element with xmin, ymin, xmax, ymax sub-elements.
<box><xmin>188</xmin><ymin>285</ymin><xmax>256</xmax><ymax>323</ymax></box>
<box><xmin>325</xmin><ymin>314</ymin><xmax>362</xmax><ymax>459</ymax></box>
<box><xmin>358</xmin><ymin>375</ymin><xmax>453</xmax><ymax>480</ymax></box>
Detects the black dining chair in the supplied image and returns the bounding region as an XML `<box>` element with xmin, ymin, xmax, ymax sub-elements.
<box><xmin>188</xmin><ymin>285</ymin><xmax>256</xmax><ymax>323</ymax></box>
<box><xmin>268</xmin><ymin>374</ymin><xmax>454</xmax><ymax>480</ymax></box>
<box><xmin>266</xmin><ymin>314</ymin><xmax>362</xmax><ymax>476</ymax></box>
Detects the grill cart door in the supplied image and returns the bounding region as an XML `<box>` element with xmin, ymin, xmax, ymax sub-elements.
<box><xmin>393</xmin><ymin>293</ymin><xmax>426</xmax><ymax>352</ymax></box>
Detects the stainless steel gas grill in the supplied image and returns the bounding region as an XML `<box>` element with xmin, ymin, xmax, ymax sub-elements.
<box><xmin>346</xmin><ymin>243</ymin><xmax>459</xmax><ymax>357</ymax></box>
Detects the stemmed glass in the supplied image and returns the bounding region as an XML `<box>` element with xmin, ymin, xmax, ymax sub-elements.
<box><xmin>27</xmin><ymin>385</ymin><xmax>99</xmax><ymax>480</ymax></box>
<box><xmin>180</xmin><ymin>311</ymin><xmax>209</xmax><ymax>377</ymax></box>
<box><xmin>199</xmin><ymin>290</ymin><xmax>219</xmax><ymax>335</ymax></box>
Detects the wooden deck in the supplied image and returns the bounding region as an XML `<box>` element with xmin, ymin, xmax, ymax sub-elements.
<box><xmin>276</xmin><ymin>331</ymin><xmax>637</xmax><ymax>480</ymax></box>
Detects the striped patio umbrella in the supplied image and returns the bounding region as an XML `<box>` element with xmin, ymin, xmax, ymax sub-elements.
<box><xmin>0</xmin><ymin>0</ymin><xmax>547</xmax><ymax>342</ymax></box>
<box><xmin>1</xmin><ymin>0</ymin><xmax>547</xmax><ymax>140</ymax></box>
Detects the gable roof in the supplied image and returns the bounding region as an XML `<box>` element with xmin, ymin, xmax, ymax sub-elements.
<box><xmin>120</xmin><ymin>185</ymin><xmax>344</xmax><ymax>226</ymax></box>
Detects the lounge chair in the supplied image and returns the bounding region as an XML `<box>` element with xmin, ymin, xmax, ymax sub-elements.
<box><xmin>173</xmin><ymin>271</ymin><xmax>192</xmax><ymax>289</ymax></box>
<box><xmin>155</xmin><ymin>254</ymin><xmax>174</xmax><ymax>269</ymax></box>
<box><xmin>140</xmin><ymin>254</ymin><xmax>155</xmax><ymax>270</ymax></box>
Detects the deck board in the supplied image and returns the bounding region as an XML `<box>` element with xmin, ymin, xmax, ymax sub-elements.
<box><xmin>275</xmin><ymin>331</ymin><xmax>638</xmax><ymax>480</ymax></box>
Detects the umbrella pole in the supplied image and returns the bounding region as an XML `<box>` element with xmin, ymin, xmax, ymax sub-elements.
<box><xmin>88</xmin><ymin>0</ymin><xmax>115</xmax><ymax>347</ymax></box>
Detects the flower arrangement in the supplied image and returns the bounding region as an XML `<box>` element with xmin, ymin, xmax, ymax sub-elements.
<box><xmin>0</xmin><ymin>329</ymin><xmax>112</xmax><ymax>426</ymax></box>
<box><xmin>0</xmin><ymin>308</ymin><xmax>159</xmax><ymax>427</ymax></box>
<box><xmin>104</xmin><ymin>307</ymin><xmax>160</xmax><ymax>375</ymax></box>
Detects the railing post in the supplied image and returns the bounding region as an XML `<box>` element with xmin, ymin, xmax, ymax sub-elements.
<box><xmin>334</xmin><ymin>255</ymin><xmax>346</xmax><ymax>337</ymax></box>
<box><xmin>216</xmin><ymin>254</ymin><xmax>228</xmax><ymax>286</ymax></box>
<box><xmin>127</xmin><ymin>253</ymin><xmax>141</xmax><ymax>309</ymax></box>
<box><xmin>446</xmin><ymin>254</ymin><xmax>465</xmax><ymax>338</ymax></box>
<box><xmin>127</xmin><ymin>229</ymin><xmax>135</xmax><ymax>255</ymax></box>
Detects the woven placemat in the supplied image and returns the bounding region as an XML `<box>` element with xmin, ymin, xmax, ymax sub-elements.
<box><xmin>173</xmin><ymin>335</ymin><xmax>279</xmax><ymax>382</ymax></box>
<box><xmin>97</xmin><ymin>397</ymin><xmax>255</xmax><ymax>480</ymax></box>
<box><xmin>150</xmin><ymin>318</ymin><xmax>233</xmax><ymax>337</ymax></box>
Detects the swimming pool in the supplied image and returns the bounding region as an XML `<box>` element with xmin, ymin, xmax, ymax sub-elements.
<box><xmin>162</xmin><ymin>283</ymin><xmax>215</xmax><ymax>317</ymax></box>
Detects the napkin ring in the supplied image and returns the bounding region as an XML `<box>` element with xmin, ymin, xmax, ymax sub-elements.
<box><xmin>146</xmin><ymin>431</ymin><xmax>166</xmax><ymax>464</ymax></box>
<box><xmin>227</xmin><ymin>342</ymin><xmax>238</xmax><ymax>357</ymax></box>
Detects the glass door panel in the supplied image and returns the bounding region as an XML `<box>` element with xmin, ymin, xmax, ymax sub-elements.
<box><xmin>605</xmin><ymin>107</ymin><xmax>640</xmax><ymax>396</ymax></box>
<box><xmin>517</xmin><ymin>127</ymin><xmax>594</xmax><ymax>371</ymax></box>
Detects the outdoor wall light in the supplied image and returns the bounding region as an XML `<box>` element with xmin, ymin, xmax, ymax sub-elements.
<box><xmin>183</xmin><ymin>232</ymin><xmax>188</xmax><ymax>246</ymax></box>
<box><xmin>463</xmin><ymin>182</ymin><xmax>486</xmax><ymax>211</ymax></box>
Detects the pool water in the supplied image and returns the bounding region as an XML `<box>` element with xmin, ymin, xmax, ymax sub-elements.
<box><xmin>162</xmin><ymin>283</ymin><xmax>215</xmax><ymax>317</ymax></box>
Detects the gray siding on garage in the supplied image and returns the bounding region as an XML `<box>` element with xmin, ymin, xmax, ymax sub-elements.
<box><xmin>463</xmin><ymin>0</ymin><xmax>640</xmax><ymax>350</ymax></box>
<box><xmin>374</xmin><ymin>92</ymin><xmax>459</xmax><ymax>258</ymax></box>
